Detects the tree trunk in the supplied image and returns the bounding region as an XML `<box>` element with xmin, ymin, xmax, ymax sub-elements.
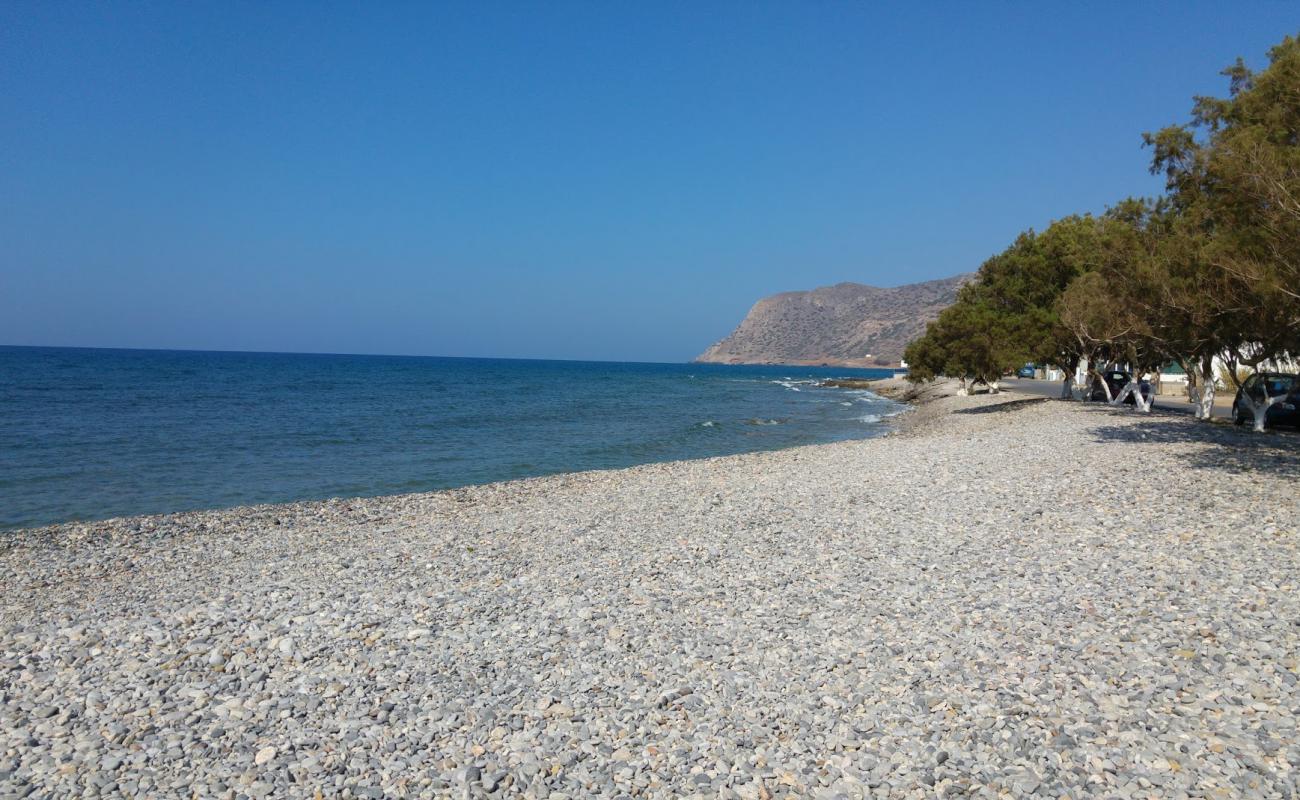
<box><xmin>1252</xmin><ymin>401</ymin><xmax>1268</xmax><ymax>432</ymax></box>
<box><xmin>1195</xmin><ymin>378</ymin><xmax>1215</xmax><ymax>420</ymax></box>
<box><xmin>1060</xmin><ymin>375</ymin><xmax>1072</xmax><ymax>399</ymax></box>
<box><xmin>1073</xmin><ymin>368</ymin><xmax>1091</xmax><ymax>400</ymax></box>
<box><xmin>1092</xmin><ymin>370</ymin><xmax>1113</xmax><ymax>403</ymax></box>
<box><xmin>1132</xmin><ymin>382</ymin><xmax>1153</xmax><ymax>413</ymax></box>
<box><xmin>987</xmin><ymin>378</ymin><xmax>1001</xmax><ymax>394</ymax></box>
<box><xmin>1112</xmin><ymin>378</ymin><xmax>1150</xmax><ymax>411</ymax></box>
<box><xmin>1074</xmin><ymin>355</ymin><xmax>1094</xmax><ymax>401</ymax></box>
<box><xmin>956</xmin><ymin>376</ymin><xmax>969</xmax><ymax>396</ymax></box>
<box><xmin>1240</xmin><ymin>391</ymin><xmax>1284</xmax><ymax>433</ymax></box>
<box><xmin>1194</xmin><ymin>356</ymin><xmax>1215</xmax><ymax>421</ymax></box>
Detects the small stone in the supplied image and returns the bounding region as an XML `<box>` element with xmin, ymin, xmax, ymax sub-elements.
<box><xmin>457</xmin><ymin>765</ymin><xmax>482</xmax><ymax>785</ymax></box>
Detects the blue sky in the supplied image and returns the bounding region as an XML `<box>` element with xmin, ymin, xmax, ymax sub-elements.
<box><xmin>2</xmin><ymin>3</ymin><xmax>1295</xmax><ymax>362</ymax></box>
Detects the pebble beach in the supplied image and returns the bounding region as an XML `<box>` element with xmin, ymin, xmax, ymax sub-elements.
<box><xmin>2</xmin><ymin>392</ymin><xmax>1298</xmax><ymax>799</ymax></box>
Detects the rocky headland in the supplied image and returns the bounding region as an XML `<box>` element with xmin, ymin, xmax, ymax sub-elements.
<box><xmin>696</xmin><ymin>275</ymin><xmax>972</xmax><ymax>368</ymax></box>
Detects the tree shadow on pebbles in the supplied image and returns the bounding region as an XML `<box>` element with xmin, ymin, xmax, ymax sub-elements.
<box><xmin>953</xmin><ymin>397</ymin><xmax>1052</xmax><ymax>414</ymax></box>
<box><xmin>1089</xmin><ymin>413</ymin><xmax>1300</xmax><ymax>478</ymax></box>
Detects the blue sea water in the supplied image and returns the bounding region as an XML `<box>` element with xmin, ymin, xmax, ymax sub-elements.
<box><xmin>0</xmin><ymin>346</ymin><xmax>902</xmax><ymax>530</ymax></box>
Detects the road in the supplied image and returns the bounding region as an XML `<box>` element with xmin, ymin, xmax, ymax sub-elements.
<box><xmin>1000</xmin><ymin>377</ymin><xmax>1235</xmax><ymax>420</ymax></box>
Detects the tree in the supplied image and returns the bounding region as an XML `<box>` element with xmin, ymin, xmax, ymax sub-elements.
<box><xmin>1030</xmin><ymin>227</ymin><xmax>1090</xmax><ymax>398</ymax></box>
<box><xmin>906</xmin><ymin>32</ymin><xmax>1300</xmax><ymax>431</ymax></box>
<box><xmin>1050</xmin><ymin>205</ymin><xmax>1172</xmax><ymax>412</ymax></box>
<box><xmin>903</xmin><ymin>291</ymin><xmax>1019</xmax><ymax>394</ymax></box>
<box><xmin>1057</xmin><ymin>272</ymin><xmax>1126</xmax><ymax>402</ymax></box>
<box><xmin>1197</xmin><ymin>39</ymin><xmax>1300</xmax><ymax>311</ymax></box>
<box><xmin>1145</xmin><ymin>33</ymin><xmax>1300</xmax><ymax>429</ymax></box>
<box><xmin>975</xmin><ymin>218</ymin><xmax>1099</xmax><ymax>398</ymax></box>
<box><xmin>907</xmin><ymin>216</ymin><xmax>1109</xmax><ymax>398</ymax></box>
<box><xmin>1141</xmin><ymin>207</ymin><xmax>1229</xmax><ymax>420</ymax></box>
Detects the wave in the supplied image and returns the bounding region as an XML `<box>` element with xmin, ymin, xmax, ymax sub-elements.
<box><xmin>771</xmin><ymin>379</ymin><xmax>819</xmax><ymax>392</ymax></box>
<box><xmin>847</xmin><ymin>390</ymin><xmax>886</xmax><ymax>402</ymax></box>
<box><xmin>857</xmin><ymin>408</ymin><xmax>909</xmax><ymax>424</ymax></box>
<box><xmin>745</xmin><ymin>418</ymin><xmax>787</xmax><ymax>426</ymax></box>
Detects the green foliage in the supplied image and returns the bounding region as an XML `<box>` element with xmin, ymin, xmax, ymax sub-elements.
<box><xmin>1145</xmin><ymin>33</ymin><xmax>1300</xmax><ymax>367</ymax></box>
<box><xmin>907</xmin><ymin>31</ymin><xmax>1299</xmax><ymax>408</ymax></box>
<box><xmin>903</xmin><ymin>296</ymin><xmax>1018</xmax><ymax>387</ymax></box>
<box><xmin>906</xmin><ymin>215</ymin><xmax>1111</xmax><ymax>385</ymax></box>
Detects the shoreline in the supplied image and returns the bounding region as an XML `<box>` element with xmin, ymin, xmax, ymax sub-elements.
<box><xmin>3</xmin><ymin>393</ymin><xmax>1297</xmax><ymax>797</ymax></box>
<box><xmin>2</xmin><ymin>379</ymin><xmax>918</xmax><ymax>539</ymax></box>
<box><xmin>0</xmin><ymin>386</ymin><xmax>934</xmax><ymax>548</ymax></box>
<box><xmin>0</xmin><ymin>351</ymin><xmax>905</xmax><ymax>534</ymax></box>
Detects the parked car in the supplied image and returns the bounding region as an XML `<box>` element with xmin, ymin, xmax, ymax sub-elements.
<box><xmin>1089</xmin><ymin>370</ymin><xmax>1154</xmax><ymax>406</ymax></box>
<box><xmin>1016</xmin><ymin>364</ymin><xmax>1036</xmax><ymax>379</ymax></box>
<box><xmin>1232</xmin><ymin>373</ymin><xmax>1300</xmax><ymax>428</ymax></box>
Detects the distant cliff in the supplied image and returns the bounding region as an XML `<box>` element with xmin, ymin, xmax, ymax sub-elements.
<box><xmin>695</xmin><ymin>274</ymin><xmax>973</xmax><ymax>367</ymax></box>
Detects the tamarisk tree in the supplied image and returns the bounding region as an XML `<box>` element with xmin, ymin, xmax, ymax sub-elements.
<box><xmin>906</xmin><ymin>216</ymin><xmax>1105</xmax><ymax>397</ymax></box>
<box><xmin>906</xmin><ymin>32</ymin><xmax>1299</xmax><ymax>430</ymax></box>
<box><xmin>1145</xmin><ymin>34</ymin><xmax>1300</xmax><ymax>429</ymax></box>
<box><xmin>903</xmin><ymin>290</ymin><xmax>1018</xmax><ymax>394</ymax></box>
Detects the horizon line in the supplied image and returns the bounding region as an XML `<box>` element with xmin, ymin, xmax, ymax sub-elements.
<box><xmin>0</xmin><ymin>343</ymin><xmax>902</xmax><ymax>371</ymax></box>
<box><xmin>0</xmin><ymin>342</ymin><xmax>703</xmax><ymax>367</ymax></box>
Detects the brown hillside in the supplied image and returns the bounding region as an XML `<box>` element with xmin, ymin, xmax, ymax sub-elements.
<box><xmin>695</xmin><ymin>274</ymin><xmax>973</xmax><ymax>367</ymax></box>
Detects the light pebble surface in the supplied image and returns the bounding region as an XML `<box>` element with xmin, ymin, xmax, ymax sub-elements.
<box><xmin>2</xmin><ymin>394</ymin><xmax>1298</xmax><ymax>799</ymax></box>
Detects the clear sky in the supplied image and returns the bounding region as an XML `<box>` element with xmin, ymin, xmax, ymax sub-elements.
<box><xmin>2</xmin><ymin>3</ymin><xmax>1296</xmax><ymax>362</ymax></box>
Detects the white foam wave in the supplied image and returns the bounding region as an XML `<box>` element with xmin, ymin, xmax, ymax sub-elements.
<box><xmin>771</xmin><ymin>379</ymin><xmax>817</xmax><ymax>392</ymax></box>
<box><xmin>847</xmin><ymin>390</ymin><xmax>886</xmax><ymax>402</ymax></box>
<box><xmin>857</xmin><ymin>407</ymin><xmax>909</xmax><ymax>424</ymax></box>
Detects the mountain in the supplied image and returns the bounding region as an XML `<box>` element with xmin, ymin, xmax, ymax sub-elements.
<box><xmin>695</xmin><ymin>274</ymin><xmax>974</xmax><ymax>367</ymax></box>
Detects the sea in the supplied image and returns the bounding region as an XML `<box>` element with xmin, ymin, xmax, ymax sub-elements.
<box><xmin>0</xmin><ymin>346</ymin><xmax>903</xmax><ymax>530</ymax></box>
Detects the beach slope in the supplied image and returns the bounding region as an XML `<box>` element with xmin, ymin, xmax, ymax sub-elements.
<box><xmin>2</xmin><ymin>395</ymin><xmax>1297</xmax><ymax>798</ymax></box>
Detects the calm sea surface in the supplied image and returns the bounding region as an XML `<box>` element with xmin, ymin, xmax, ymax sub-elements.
<box><xmin>0</xmin><ymin>347</ymin><xmax>901</xmax><ymax>529</ymax></box>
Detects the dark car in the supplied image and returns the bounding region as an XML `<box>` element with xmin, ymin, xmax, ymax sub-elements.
<box><xmin>1232</xmin><ymin>372</ymin><xmax>1300</xmax><ymax>429</ymax></box>
<box><xmin>1017</xmin><ymin>365</ymin><xmax>1036</xmax><ymax>379</ymax></box>
<box><xmin>1089</xmin><ymin>369</ymin><xmax>1154</xmax><ymax>406</ymax></box>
